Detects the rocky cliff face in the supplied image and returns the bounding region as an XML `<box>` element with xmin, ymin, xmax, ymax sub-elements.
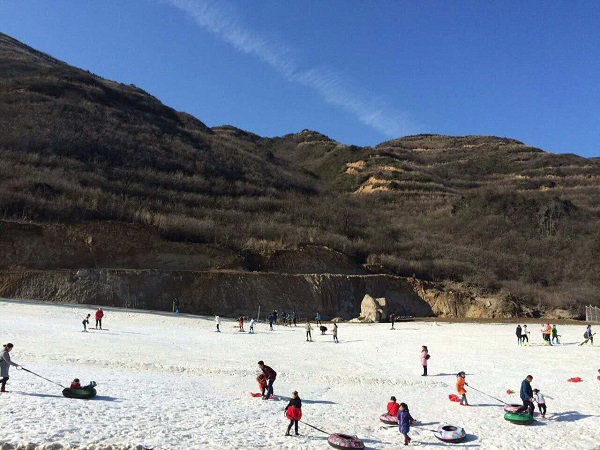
<box><xmin>0</xmin><ymin>268</ymin><xmax>518</xmax><ymax>319</ymax></box>
<box><xmin>0</xmin><ymin>219</ymin><xmax>522</xmax><ymax>319</ymax></box>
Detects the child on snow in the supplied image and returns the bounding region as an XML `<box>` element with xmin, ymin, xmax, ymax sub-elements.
<box><xmin>420</xmin><ymin>346</ymin><xmax>429</xmax><ymax>376</ymax></box>
<box><xmin>82</xmin><ymin>314</ymin><xmax>91</xmax><ymax>332</ymax></box>
<box><xmin>397</xmin><ymin>402</ymin><xmax>416</xmax><ymax>446</ymax></box>
<box><xmin>305</xmin><ymin>320</ymin><xmax>313</xmax><ymax>342</ymax></box>
<box><xmin>249</xmin><ymin>318</ymin><xmax>256</xmax><ymax>334</ymax></box>
<box><xmin>284</xmin><ymin>391</ymin><xmax>302</xmax><ymax>436</ymax></box>
<box><xmin>70</xmin><ymin>378</ymin><xmax>96</xmax><ymax>390</ymax></box>
<box><xmin>551</xmin><ymin>325</ymin><xmax>560</xmax><ymax>344</ymax></box>
<box><xmin>257</xmin><ymin>373</ymin><xmax>267</xmax><ymax>397</ymax></box>
<box><xmin>521</xmin><ymin>325</ymin><xmax>529</xmax><ymax>345</ymax></box>
<box><xmin>532</xmin><ymin>388</ymin><xmax>547</xmax><ymax>418</ymax></box>
<box><xmin>387</xmin><ymin>396</ymin><xmax>400</xmax><ymax>416</ymax></box>
<box><xmin>215</xmin><ymin>316</ymin><xmax>221</xmax><ymax>332</ymax></box>
<box><xmin>456</xmin><ymin>371</ymin><xmax>469</xmax><ymax>406</ymax></box>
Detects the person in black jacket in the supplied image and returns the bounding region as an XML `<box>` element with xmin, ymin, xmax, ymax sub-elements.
<box><xmin>515</xmin><ymin>324</ymin><xmax>522</xmax><ymax>345</ymax></box>
<box><xmin>285</xmin><ymin>391</ymin><xmax>302</xmax><ymax>436</ymax></box>
<box><xmin>516</xmin><ymin>375</ymin><xmax>534</xmax><ymax>415</ymax></box>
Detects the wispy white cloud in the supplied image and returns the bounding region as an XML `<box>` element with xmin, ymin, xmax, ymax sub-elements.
<box><xmin>167</xmin><ymin>0</ymin><xmax>415</xmax><ymax>138</ymax></box>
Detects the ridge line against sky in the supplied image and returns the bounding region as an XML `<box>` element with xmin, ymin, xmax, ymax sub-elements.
<box><xmin>167</xmin><ymin>0</ymin><xmax>417</xmax><ymax>139</ymax></box>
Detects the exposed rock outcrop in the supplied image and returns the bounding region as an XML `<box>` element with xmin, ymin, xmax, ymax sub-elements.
<box><xmin>351</xmin><ymin>294</ymin><xmax>389</xmax><ymax>322</ymax></box>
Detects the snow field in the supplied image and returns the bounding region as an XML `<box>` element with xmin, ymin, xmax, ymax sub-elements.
<box><xmin>0</xmin><ymin>300</ymin><xmax>599</xmax><ymax>450</ymax></box>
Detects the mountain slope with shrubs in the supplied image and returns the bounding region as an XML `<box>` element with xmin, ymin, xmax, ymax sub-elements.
<box><xmin>1</xmin><ymin>32</ymin><xmax>599</xmax><ymax>315</ymax></box>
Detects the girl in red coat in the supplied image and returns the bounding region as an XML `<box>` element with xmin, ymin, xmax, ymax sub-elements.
<box><xmin>387</xmin><ymin>396</ymin><xmax>400</xmax><ymax>416</ymax></box>
<box><xmin>285</xmin><ymin>391</ymin><xmax>302</xmax><ymax>436</ymax></box>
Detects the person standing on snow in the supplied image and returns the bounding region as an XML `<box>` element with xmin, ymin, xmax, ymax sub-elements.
<box><xmin>390</xmin><ymin>313</ymin><xmax>395</xmax><ymax>330</ymax></box>
<box><xmin>215</xmin><ymin>316</ymin><xmax>221</xmax><ymax>332</ymax></box>
<box><xmin>583</xmin><ymin>325</ymin><xmax>594</xmax><ymax>345</ymax></box>
<box><xmin>284</xmin><ymin>390</ymin><xmax>302</xmax><ymax>436</ymax></box>
<box><xmin>397</xmin><ymin>402</ymin><xmax>417</xmax><ymax>446</ymax></box>
<box><xmin>333</xmin><ymin>323</ymin><xmax>339</xmax><ymax>343</ymax></box>
<box><xmin>516</xmin><ymin>324</ymin><xmax>522</xmax><ymax>345</ymax></box>
<box><xmin>456</xmin><ymin>371</ymin><xmax>469</xmax><ymax>406</ymax></box>
<box><xmin>95</xmin><ymin>308</ymin><xmax>104</xmax><ymax>329</ymax></box>
<box><xmin>315</xmin><ymin>312</ymin><xmax>321</xmax><ymax>326</ymax></box>
<box><xmin>551</xmin><ymin>325</ymin><xmax>560</xmax><ymax>344</ymax></box>
<box><xmin>521</xmin><ymin>325</ymin><xmax>529</xmax><ymax>345</ymax></box>
<box><xmin>249</xmin><ymin>318</ymin><xmax>256</xmax><ymax>334</ymax></box>
<box><xmin>1</xmin><ymin>343</ymin><xmax>21</xmax><ymax>393</ymax></box>
<box><xmin>258</xmin><ymin>361</ymin><xmax>276</xmax><ymax>399</ymax></box>
<box><xmin>305</xmin><ymin>320</ymin><xmax>313</xmax><ymax>342</ymax></box>
<box><xmin>517</xmin><ymin>375</ymin><xmax>535</xmax><ymax>415</ymax></box>
<box><xmin>420</xmin><ymin>346</ymin><xmax>429</xmax><ymax>376</ymax></box>
<box><xmin>268</xmin><ymin>313</ymin><xmax>274</xmax><ymax>331</ymax></box>
<box><xmin>532</xmin><ymin>388</ymin><xmax>547</xmax><ymax>418</ymax></box>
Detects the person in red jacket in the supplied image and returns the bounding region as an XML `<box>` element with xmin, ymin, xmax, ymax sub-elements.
<box><xmin>285</xmin><ymin>391</ymin><xmax>302</xmax><ymax>436</ymax></box>
<box><xmin>258</xmin><ymin>360</ymin><xmax>276</xmax><ymax>400</ymax></box>
<box><xmin>95</xmin><ymin>308</ymin><xmax>104</xmax><ymax>329</ymax></box>
<box><xmin>387</xmin><ymin>396</ymin><xmax>400</xmax><ymax>416</ymax></box>
<box><xmin>70</xmin><ymin>378</ymin><xmax>83</xmax><ymax>389</ymax></box>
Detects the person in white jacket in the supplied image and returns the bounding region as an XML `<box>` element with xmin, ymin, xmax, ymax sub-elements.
<box><xmin>249</xmin><ymin>319</ymin><xmax>256</xmax><ymax>334</ymax></box>
<box><xmin>532</xmin><ymin>388</ymin><xmax>547</xmax><ymax>418</ymax></box>
<box><xmin>215</xmin><ymin>316</ymin><xmax>221</xmax><ymax>332</ymax></box>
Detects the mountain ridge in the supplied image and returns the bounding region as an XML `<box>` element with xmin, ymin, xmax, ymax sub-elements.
<box><xmin>1</xmin><ymin>32</ymin><xmax>599</xmax><ymax>317</ymax></box>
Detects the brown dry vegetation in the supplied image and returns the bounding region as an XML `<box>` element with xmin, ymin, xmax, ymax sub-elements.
<box><xmin>1</xmin><ymin>33</ymin><xmax>600</xmax><ymax>315</ymax></box>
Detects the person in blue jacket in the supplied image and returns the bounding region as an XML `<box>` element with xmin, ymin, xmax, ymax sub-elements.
<box><xmin>397</xmin><ymin>402</ymin><xmax>417</xmax><ymax>446</ymax></box>
<box><xmin>516</xmin><ymin>375</ymin><xmax>534</xmax><ymax>415</ymax></box>
<box><xmin>315</xmin><ymin>312</ymin><xmax>321</xmax><ymax>326</ymax></box>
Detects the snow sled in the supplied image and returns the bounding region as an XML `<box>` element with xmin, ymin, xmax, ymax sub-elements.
<box><xmin>249</xmin><ymin>392</ymin><xmax>274</xmax><ymax>399</ymax></box>
<box><xmin>504</xmin><ymin>412</ymin><xmax>534</xmax><ymax>425</ymax></box>
<box><xmin>433</xmin><ymin>425</ymin><xmax>466</xmax><ymax>443</ymax></box>
<box><xmin>62</xmin><ymin>387</ymin><xmax>97</xmax><ymax>399</ymax></box>
<box><xmin>503</xmin><ymin>403</ymin><xmax>523</xmax><ymax>413</ymax></box>
<box><xmin>448</xmin><ymin>394</ymin><xmax>460</xmax><ymax>402</ymax></box>
<box><xmin>567</xmin><ymin>377</ymin><xmax>582</xmax><ymax>382</ymax></box>
<box><xmin>327</xmin><ymin>433</ymin><xmax>365</xmax><ymax>449</ymax></box>
<box><xmin>379</xmin><ymin>413</ymin><xmax>398</xmax><ymax>425</ymax></box>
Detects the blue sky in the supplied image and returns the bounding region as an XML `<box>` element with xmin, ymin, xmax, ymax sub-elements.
<box><xmin>1</xmin><ymin>0</ymin><xmax>599</xmax><ymax>157</ymax></box>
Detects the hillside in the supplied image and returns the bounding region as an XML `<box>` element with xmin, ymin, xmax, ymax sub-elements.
<box><xmin>1</xmin><ymin>32</ymin><xmax>599</xmax><ymax>317</ymax></box>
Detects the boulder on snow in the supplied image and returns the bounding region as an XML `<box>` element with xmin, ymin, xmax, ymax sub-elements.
<box><xmin>355</xmin><ymin>294</ymin><xmax>388</xmax><ymax>322</ymax></box>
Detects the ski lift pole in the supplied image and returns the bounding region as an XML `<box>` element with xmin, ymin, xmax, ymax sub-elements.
<box><xmin>17</xmin><ymin>366</ymin><xmax>66</xmax><ymax>388</ymax></box>
<box><xmin>257</xmin><ymin>305</ymin><xmax>261</xmax><ymax>321</ymax></box>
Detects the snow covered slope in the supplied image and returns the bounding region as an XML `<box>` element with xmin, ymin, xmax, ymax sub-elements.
<box><xmin>0</xmin><ymin>300</ymin><xmax>598</xmax><ymax>449</ymax></box>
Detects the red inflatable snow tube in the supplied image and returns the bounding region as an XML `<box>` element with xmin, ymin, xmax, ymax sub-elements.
<box><xmin>286</xmin><ymin>406</ymin><xmax>302</xmax><ymax>421</ymax></box>
<box><xmin>327</xmin><ymin>433</ymin><xmax>365</xmax><ymax>449</ymax></box>
<box><xmin>568</xmin><ymin>377</ymin><xmax>582</xmax><ymax>383</ymax></box>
